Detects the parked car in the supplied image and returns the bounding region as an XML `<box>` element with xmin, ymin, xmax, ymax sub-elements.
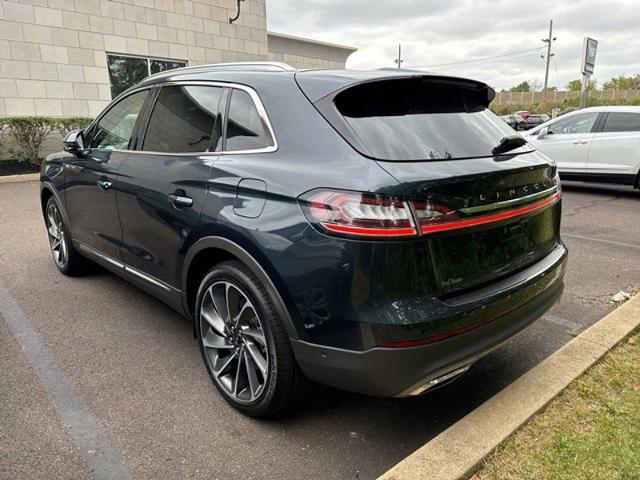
<box><xmin>514</xmin><ymin>110</ymin><xmax>531</xmax><ymax>120</ymax></box>
<box><xmin>40</xmin><ymin>63</ymin><xmax>567</xmax><ymax>417</ymax></box>
<box><xmin>525</xmin><ymin>106</ymin><xmax>640</xmax><ymax>187</ymax></box>
<box><xmin>523</xmin><ymin>114</ymin><xmax>550</xmax><ymax>130</ymax></box>
<box><xmin>500</xmin><ymin>114</ymin><xmax>527</xmax><ymax>130</ymax></box>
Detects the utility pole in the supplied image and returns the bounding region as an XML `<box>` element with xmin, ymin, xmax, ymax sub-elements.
<box><xmin>394</xmin><ymin>44</ymin><xmax>403</xmax><ymax>69</ymax></box>
<box><xmin>541</xmin><ymin>20</ymin><xmax>556</xmax><ymax>107</ymax></box>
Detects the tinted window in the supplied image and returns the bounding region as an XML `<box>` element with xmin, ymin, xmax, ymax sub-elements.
<box><xmin>334</xmin><ymin>78</ymin><xmax>525</xmax><ymax>161</ymax></box>
<box><xmin>90</xmin><ymin>90</ymin><xmax>149</xmax><ymax>150</ymax></box>
<box><xmin>150</xmin><ymin>59</ymin><xmax>186</xmax><ymax>75</ymax></box>
<box><xmin>107</xmin><ymin>55</ymin><xmax>187</xmax><ymax>99</ymax></box>
<box><xmin>548</xmin><ymin>113</ymin><xmax>598</xmax><ymax>135</ymax></box>
<box><xmin>107</xmin><ymin>55</ymin><xmax>148</xmax><ymax>99</ymax></box>
<box><xmin>224</xmin><ymin>89</ymin><xmax>274</xmax><ymax>152</ymax></box>
<box><xmin>602</xmin><ymin>112</ymin><xmax>640</xmax><ymax>132</ymax></box>
<box><xmin>143</xmin><ymin>85</ymin><xmax>223</xmax><ymax>153</ymax></box>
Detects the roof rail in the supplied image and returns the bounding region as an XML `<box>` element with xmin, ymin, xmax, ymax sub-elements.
<box><xmin>145</xmin><ymin>61</ymin><xmax>296</xmax><ymax>80</ymax></box>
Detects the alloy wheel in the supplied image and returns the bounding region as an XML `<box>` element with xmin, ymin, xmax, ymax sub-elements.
<box><xmin>200</xmin><ymin>281</ymin><xmax>269</xmax><ymax>403</ymax></box>
<box><xmin>46</xmin><ymin>202</ymin><xmax>68</xmax><ymax>269</ymax></box>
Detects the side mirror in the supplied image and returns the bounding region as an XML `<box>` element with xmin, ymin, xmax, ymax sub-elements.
<box><xmin>63</xmin><ymin>129</ymin><xmax>86</xmax><ymax>156</ymax></box>
<box><xmin>537</xmin><ymin>127</ymin><xmax>549</xmax><ymax>139</ymax></box>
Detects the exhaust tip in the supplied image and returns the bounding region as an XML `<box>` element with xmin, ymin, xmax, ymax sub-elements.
<box><xmin>409</xmin><ymin>364</ymin><xmax>471</xmax><ymax>396</ymax></box>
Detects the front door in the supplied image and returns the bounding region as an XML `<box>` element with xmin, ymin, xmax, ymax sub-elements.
<box><xmin>64</xmin><ymin>89</ymin><xmax>150</xmax><ymax>259</ymax></box>
<box><xmin>534</xmin><ymin>111</ymin><xmax>600</xmax><ymax>174</ymax></box>
<box><xmin>116</xmin><ymin>83</ymin><xmax>225</xmax><ymax>290</ymax></box>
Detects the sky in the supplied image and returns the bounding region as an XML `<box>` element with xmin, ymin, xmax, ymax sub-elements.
<box><xmin>266</xmin><ymin>0</ymin><xmax>640</xmax><ymax>91</ymax></box>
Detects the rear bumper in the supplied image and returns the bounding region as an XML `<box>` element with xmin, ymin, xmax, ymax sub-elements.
<box><xmin>291</xmin><ymin>267</ymin><xmax>564</xmax><ymax>397</ymax></box>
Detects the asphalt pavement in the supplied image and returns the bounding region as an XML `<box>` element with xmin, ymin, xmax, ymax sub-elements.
<box><xmin>1</xmin><ymin>180</ymin><xmax>638</xmax><ymax>480</ymax></box>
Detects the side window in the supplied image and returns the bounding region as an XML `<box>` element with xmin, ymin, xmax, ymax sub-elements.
<box><xmin>602</xmin><ymin>113</ymin><xmax>640</xmax><ymax>133</ymax></box>
<box><xmin>224</xmin><ymin>89</ymin><xmax>274</xmax><ymax>152</ymax></box>
<box><xmin>90</xmin><ymin>90</ymin><xmax>149</xmax><ymax>150</ymax></box>
<box><xmin>143</xmin><ymin>85</ymin><xmax>223</xmax><ymax>153</ymax></box>
<box><xmin>548</xmin><ymin>112</ymin><xmax>599</xmax><ymax>135</ymax></box>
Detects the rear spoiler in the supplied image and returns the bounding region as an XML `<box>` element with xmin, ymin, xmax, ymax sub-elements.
<box><xmin>295</xmin><ymin>71</ymin><xmax>495</xmax><ymax>105</ymax></box>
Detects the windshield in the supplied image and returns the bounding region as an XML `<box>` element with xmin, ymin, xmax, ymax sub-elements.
<box><xmin>334</xmin><ymin>78</ymin><xmax>532</xmax><ymax>161</ymax></box>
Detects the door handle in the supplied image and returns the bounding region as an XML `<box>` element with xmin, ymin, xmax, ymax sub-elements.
<box><xmin>573</xmin><ymin>140</ymin><xmax>589</xmax><ymax>145</ymax></box>
<box><xmin>63</xmin><ymin>163</ymin><xmax>84</xmax><ymax>173</ymax></box>
<box><xmin>168</xmin><ymin>191</ymin><xmax>193</xmax><ymax>208</ymax></box>
<box><xmin>97</xmin><ymin>179</ymin><xmax>112</xmax><ymax>191</ymax></box>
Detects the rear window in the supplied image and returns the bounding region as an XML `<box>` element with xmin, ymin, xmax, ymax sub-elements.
<box><xmin>602</xmin><ymin>112</ymin><xmax>640</xmax><ymax>133</ymax></box>
<box><xmin>333</xmin><ymin>78</ymin><xmax>529</xmax><ymax>161</ymax></box>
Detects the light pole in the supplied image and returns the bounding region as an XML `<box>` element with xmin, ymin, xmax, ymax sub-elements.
<box><xmin>541</xmin><ymin>20</ymin><xmax>556</xmax><ymax>107</ymax></box>
<box><xmin>394</xmin><ymin>44</ymin><xmax>403</xmax><ymax>69</ymax></box>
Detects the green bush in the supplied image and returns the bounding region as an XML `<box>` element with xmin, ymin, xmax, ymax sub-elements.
<box><xmin>0</xmin><ymin>116</ymin><xmax>93</xmax><ymax>166</ymax></box>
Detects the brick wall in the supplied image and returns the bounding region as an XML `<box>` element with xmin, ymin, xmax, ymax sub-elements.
<box><xmin>0</xmin><ymin>0</ymin><xmax>268</xmax><ymax>117</ymax></box>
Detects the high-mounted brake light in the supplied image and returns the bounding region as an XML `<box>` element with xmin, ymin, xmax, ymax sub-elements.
<box><xmin>299</xmin><ymin>190</ymin><xmax>416</xmax><ymax>238</ymax></box>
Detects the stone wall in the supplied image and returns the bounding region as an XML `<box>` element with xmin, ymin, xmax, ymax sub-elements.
<box><xmin>0</xmin><ymin>0</ymin><xmax>268</xmax><ymax>117</ymax></box>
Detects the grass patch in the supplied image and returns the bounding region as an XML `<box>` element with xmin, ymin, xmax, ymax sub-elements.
<box><xmin>474</xmin><ymin>330</ymin><xmax>640</xmax><ymax>480</ymax></box>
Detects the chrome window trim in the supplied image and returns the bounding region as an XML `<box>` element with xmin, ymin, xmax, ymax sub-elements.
<box><xmin>94</xmin><ymin>80</ymin><xmax>278</xmax><ymax>156</ymax></box>
<box><xmin>459</xmin><ymin>186</ymin><xmax>559</xmax><ymax>215</ymax></box>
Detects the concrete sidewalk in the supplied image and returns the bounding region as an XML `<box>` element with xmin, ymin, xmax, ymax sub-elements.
<box><xmin>380</xmin><ymin>294</ymin><xmax>640</xmax><ymax>480</ymax></box>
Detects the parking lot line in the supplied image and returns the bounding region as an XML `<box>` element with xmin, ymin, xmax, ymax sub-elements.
<box><xmin>562</xmin><ymin>233</ymin><xmax>640</xmax><ymax>250</ymax></box>
<box><xmin>0</xmin><ymin>279</ymin><xmax>132</xmax><ymax>480</ymax></box>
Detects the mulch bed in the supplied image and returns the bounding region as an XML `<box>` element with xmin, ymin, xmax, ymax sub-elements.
<box><xmin>0</xmin><ymin>160</ymin><xmax>40</xmax><ymax>176</ymax></box>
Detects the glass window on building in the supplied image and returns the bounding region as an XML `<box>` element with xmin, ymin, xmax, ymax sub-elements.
<box><xmin>107</xmin><ymin>54</ymin><xmax>187</xmax><ymax>99</ymax></box>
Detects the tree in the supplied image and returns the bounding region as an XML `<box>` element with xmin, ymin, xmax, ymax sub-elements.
<box><xmin>567</xmin><ymin>79</ymin><xmax>597</xmax><ymax>91</ymax></box>
<box><xmin>603</xmin><ymin>74</ymin><xmax>640</xmax><ymax>90</ymax></box>
<box><xmin>509</xmin><ymin>81</ymin><xmax>530</xmax><ymax>92</ymax></box>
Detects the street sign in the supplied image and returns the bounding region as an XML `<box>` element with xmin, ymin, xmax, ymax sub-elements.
<box><xmin>581</xmin><ymin>37</ymin><xmax>597</xmax><ymax>75</ymax></box>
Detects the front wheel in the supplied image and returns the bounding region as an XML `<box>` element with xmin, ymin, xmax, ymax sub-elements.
<box><xmin>196</xmin><ymin>260</ymin><xmax>306</xmax><ymax>417</ymax></box>
<box><xmin>45</xmin><ymin>196</ymin><xmax>85</xmax><ymax>275</ymax></box>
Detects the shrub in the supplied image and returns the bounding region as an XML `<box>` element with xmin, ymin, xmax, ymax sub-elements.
<box><xmin>0</xmin><ymin>116</ymin><xmax>93</xmax><ymax>166</ymax></box>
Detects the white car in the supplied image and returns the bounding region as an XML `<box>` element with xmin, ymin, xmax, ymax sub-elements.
<box><xmin>525</xmin><ymin>106</ymin><xmax>640</xmax><ymax>188</ymax></box>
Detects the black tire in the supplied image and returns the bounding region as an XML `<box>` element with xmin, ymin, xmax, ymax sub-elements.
<box><xmin>44</xmin><ymin>196</ymin><xmax>86</xmax><ymax>276</ymax></box>
<box><xmin>195</xmin><ymin>260</ymin><xmax>307</xmax><ymax>417</ymax></box>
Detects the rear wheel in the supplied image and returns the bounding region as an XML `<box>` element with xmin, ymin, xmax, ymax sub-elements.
<box><xmin>196</xmin><ymin>260</ymin><xmax>306</xmax><ymax>417</ymax></box>
<box><xmin>45</xmin><ymin>196</ymin><xmax>85</xmax><ymax>275</ymax></box>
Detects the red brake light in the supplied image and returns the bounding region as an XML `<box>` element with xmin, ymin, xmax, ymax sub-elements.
<box><xmin>299</xmin><ymin>190</ymin><xmax>417</xmax><ymax>238</ymax></box>
<box><xmin>418</xmin><ymin>191</ymin><xmax>561</xmax><ymax>234</ymax></box>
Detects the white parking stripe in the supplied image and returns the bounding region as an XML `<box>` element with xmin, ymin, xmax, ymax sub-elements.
<box><xmin>0</xmin><ymin>280</ymin><xmax>133</xmax><ymax>480</ymax></box>
<box><xmin>562</xmin><ymin>233</ymin><xmax>640</xmax><ymax>250</ymax></box>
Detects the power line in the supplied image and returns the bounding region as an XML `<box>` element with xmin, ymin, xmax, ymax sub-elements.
<box><xmin>407</xmin><ymin>47</ymin><xmax>546</xmax><ymax>69</ymax></box>
<box><xmin>425</xmin><ymin>51</ymin><xmax>545</xmax><ymax>71</ymax></box>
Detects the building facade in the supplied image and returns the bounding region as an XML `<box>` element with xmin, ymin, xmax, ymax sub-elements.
<box><xmin>0</xmin><ymin>0</ymin><xmax>356</xmax><ymax>118</ymax></box>
<box><xmin>267</xmin><ymin>31</ymin><xmax>356</xmax><ymax>70</ymax></box>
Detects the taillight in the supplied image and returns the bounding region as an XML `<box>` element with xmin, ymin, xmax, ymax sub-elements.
<box><xmin>417</xmin><ymin>191</ymin><xmax>561</xmax><ymax>234</ymax></box>
<box><xmin>299</xmin><ymin>189</ymin><xmax>416</xmax><ymax>238</ymax></box>
<box><xmin>299</xmin><ymin>188</ymin><xmax>560</xmax><ymax>239</ymax></box>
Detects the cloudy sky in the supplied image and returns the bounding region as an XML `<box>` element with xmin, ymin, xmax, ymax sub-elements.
<box><xmin>267</xmin><ymin>0</ymin><xmax>640</xmax><ymax>91</ymax></box>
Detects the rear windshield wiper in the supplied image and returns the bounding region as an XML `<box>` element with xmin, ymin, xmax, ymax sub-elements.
<box><xmin>492</xmin><ymin>134</ymin><xmax>527</xmax><ymax>155</ymax></box>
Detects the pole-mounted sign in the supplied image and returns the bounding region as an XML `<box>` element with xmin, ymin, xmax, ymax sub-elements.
<box><xmin>581</xmin><ymin>37</ymin><xmax>598</xmax><ymax>75</ymax></box>
<box><xmin>580</xmin><ymin>37</ymin><xmax>598</xmax><ymax>108</ymax></box>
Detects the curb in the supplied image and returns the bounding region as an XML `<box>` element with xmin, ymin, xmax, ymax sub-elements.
<box><xmin>379</xmin><ymin>295</ymin><xmax>640</xmax><ymax>480</ymax></box>
<box><xmin>0</xmin><ymin>173</ymin><xmax>40</xmax><ymax>184</ymax></box>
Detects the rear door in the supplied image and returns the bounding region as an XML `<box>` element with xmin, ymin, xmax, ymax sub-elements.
<box><xmin>116</xmin><ymin>83</ymin><xmax>225</xmax><ymax>293</ymax></box>
<box><xmin>587</xmin><ymin>111</ymin><xmax>640</xmax><ymax>177</ymax></box>
<box><xmin>531</xmin><ymin>112</ymin><xmax>600</xmax><ymax>174</ymax></box>
<box><xmin>64</xmin><ymin>89</ymin><xmax>150</xmax><ymax>259</ymax></box>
